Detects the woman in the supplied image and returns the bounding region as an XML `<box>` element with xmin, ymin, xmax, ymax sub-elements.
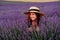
<box><xmin>24</xmin><ymin>6</ymin><xmax>44</xmax><ymax>32</ymax></box>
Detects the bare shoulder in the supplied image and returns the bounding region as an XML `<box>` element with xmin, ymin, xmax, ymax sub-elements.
<box><xmin>28</xmin><ymin>27</ymin><xmax>33</xmax><ymax>32</ymax></box>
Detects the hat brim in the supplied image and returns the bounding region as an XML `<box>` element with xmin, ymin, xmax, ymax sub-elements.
<box><xmin>24</xmin><ymin>12</ymin><xmax>44</xmax><ymax>16</ymax></box>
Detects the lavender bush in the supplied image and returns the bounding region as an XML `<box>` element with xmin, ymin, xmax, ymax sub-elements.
<box><xmin>0</xmin><ymin>17</ymin><xmax>59</xmax><ymax>40</ymax></box>
<box><xmin>0</xmin><ymin>1</ymin><xmax>60</xmax><ymax>40</ymax></box>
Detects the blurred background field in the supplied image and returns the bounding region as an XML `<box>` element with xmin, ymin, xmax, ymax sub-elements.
<box><xmin>0</xmin><ymin>1</ymin><xmax>60</xmax><ymax>40</ymax></box>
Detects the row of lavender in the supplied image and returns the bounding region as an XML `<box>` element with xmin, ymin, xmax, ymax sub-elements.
<box><xmin>0</xmin><ymin>1</ymin><xmax>60</xmax><ymax>40</ymax></box>
<box><xmin>0</xmin><ymin>15</ymin><xmax>60</xmax><ymax>40</ymax></box>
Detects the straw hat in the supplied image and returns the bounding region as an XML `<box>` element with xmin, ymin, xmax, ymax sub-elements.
<box><xmin>24</xmin><ymin>6</ymin><xmax>44</xmax><ymax>16</ymax></box>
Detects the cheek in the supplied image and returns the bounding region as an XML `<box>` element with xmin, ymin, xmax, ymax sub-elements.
<box><xmin>30</xmin><ymin>15</ymin><xmax>32</xmax><ymax>18</ymax></box>
<box><xmin>33</xmin><ymin>15</ymin><xmax>37</xmax><ymax>19</ymax></box>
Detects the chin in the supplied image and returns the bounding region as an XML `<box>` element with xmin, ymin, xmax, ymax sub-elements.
<box><xmin>31</xmin><ymin>19</ymin><xmax>35</xmax><ymax>21</ymax></box>
<box><xmin>31</xmin><ymin>19</ymin><xmax>35</xmax><ymax>20</ymax></box>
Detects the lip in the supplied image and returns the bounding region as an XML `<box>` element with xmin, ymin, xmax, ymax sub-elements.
<box><xmin>31</xmin><ymin>18</ymin><xmax>35</xmax><ymax>19</ymax></box>
<box><xmin>31</xmin><ymin>17</ymin><xmax>35</xmax><ymax>18</ymax></box>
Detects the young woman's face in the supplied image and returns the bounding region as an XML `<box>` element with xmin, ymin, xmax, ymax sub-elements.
<box><xmin>30</xmin><ymin>12</ymin><xmax>37</xmax><ymax>21</ymax></box>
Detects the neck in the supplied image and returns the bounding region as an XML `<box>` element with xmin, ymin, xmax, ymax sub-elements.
<box><xmin>32</xmin><ymin>20</ymin><xmax>37</xmax><ymax>27</ymax></box>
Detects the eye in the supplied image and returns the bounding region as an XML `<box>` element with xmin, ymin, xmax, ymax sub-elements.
<box><xmin>32</xmin><ymin>14</ymin><xmax>34</xmax><ymax>15</ymax></box>
<box><xmin>32</xmin><ymin>13</ymin><xmax>35</xmax><ymax>15</ymax></box>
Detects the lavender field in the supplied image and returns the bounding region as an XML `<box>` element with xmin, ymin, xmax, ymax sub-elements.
<box><xmin>0</xmin><ymin>1</ymin><xmax>60</xmax><ymax>40</ymax></box>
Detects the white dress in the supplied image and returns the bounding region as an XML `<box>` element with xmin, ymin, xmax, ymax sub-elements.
<box><xmin>28</xmin><ymin>25</ymin><xmax>40</xmax><ymax>32</ymax></box>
